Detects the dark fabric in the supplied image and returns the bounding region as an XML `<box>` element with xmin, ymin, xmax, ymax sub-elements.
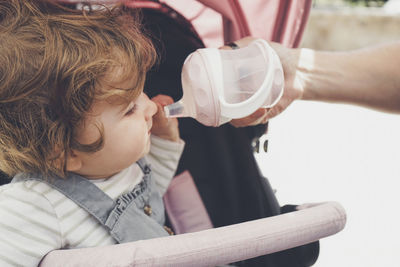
<box><xmin>0</xmin><ymin>171</ymin><xmax>10</xmax><ymax>186</ymax></box>
<box><xmin>141</xmin><ymin>5</ymin><xmax>319</xmax><ymax>267</ymax></box>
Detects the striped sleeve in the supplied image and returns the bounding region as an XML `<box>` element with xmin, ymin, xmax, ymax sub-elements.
<box><xmin>0</xmin><ymin>183</ymin><xmax>62</xmax><ymax>267</ymax></box>
<box><xmin>147</xmin><ymin>135</ymin><xmax>184</xmax><ymax>196</ymax></box>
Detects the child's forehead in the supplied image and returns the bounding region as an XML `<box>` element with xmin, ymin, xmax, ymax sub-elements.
<box><xmin>105</xmin><ymin>94</ymin><xmax>140</xmax><ymax>108</ymax></box>
<box><xmin>96</xmin><ymin>64</ymin><xmax>143</xmax><ymax>103</ymax></box>
<box><xmin>82</xmin><ymin>95</ymin><xmax>133</xmax><ymax>126</ymax></box>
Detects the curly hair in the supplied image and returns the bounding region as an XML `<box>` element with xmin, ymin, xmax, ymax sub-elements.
<box><xmin>0</xmin><ymin>0</ymin><xmax>156</xmax><ymax>177</ymax></box>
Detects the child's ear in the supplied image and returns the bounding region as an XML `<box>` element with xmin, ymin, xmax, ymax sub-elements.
<box><xmin>65</xmin><ymin>150</ymin><xmax>83</xmax><ymax>172</ymax></box>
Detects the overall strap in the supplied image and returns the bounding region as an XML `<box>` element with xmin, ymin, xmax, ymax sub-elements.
<box><xmin>136</xmin><ymin>157</ymin><xmax>151</xmax><ymax>174</ymax></box>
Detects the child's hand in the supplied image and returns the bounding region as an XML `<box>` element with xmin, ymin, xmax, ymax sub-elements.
<box><xmin>151</xmin><ymin>94</ymin><xmax>180</xmax><ymax>142</ymax></box>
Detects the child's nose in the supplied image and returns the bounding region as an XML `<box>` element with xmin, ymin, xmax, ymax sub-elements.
<box><xmin>145</xmin><ymin>97</ymin><xmax>157</xmax><ymax>120</ymax></box>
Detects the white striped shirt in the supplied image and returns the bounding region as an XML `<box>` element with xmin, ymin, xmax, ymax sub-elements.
<box><xmin>0</xmin><ymin>135</ymin><xmax>184</xmax><ymax>267</ymax></box>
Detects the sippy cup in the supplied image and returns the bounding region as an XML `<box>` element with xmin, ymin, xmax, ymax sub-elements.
<box><xmin>164</xmin><ymin>39</ymin><xmax>284</xmax><ymax>127</ymax></box>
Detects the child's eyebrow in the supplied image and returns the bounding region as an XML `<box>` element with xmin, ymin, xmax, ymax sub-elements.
<box><xmin>119</xmin><ymin>99</ymin><xmax>137</xmax><ymax>115</ymax></box>
<box><xmin>116</xmin><ymin>102</ymin><xmax>129</xmax><ymax>115</ymax></box>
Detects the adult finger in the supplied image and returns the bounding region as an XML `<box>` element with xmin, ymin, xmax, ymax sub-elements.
<box><xmin>230</xmin><ymin>108</ymin><xmax>267</xmax><ymax>127</ymax></box>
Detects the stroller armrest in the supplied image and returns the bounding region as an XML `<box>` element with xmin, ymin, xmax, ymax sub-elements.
<box><xmin>40</xmin><ymin>201</ymin><xmax>346</xmax><ymax>267</ymax></box>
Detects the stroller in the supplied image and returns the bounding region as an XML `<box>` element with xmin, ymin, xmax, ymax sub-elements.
<box><xmin>2</xmin><ymin>1</ymin><xmax>346</xmax><ymax>266</ymax></box>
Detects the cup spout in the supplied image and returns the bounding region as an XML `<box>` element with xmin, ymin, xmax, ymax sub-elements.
<box><xmin>164</xmin><ymin>100</ymin><xmax>190</xmax><ymax>118</ymax></box>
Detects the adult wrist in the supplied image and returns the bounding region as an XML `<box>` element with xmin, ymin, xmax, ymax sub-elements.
<box><xmin>294</xmin><ymin>48</ymin><xmax>319</xmax><ymax>101</ymax></box>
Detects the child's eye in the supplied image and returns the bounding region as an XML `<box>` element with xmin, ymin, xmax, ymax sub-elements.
<box><xmin>124</xmin><ymin>104</ymin><xmax>137</xmax><ymax>116</ymax></box>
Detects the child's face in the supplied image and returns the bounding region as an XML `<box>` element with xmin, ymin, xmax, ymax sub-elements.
<box><xmin>68</xmin><ymin>90</ymin><xmax>157</xmax><ymax>179</ymax></box>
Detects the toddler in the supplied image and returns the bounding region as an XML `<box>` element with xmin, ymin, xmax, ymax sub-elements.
<box><xmin>0</xmin><ymin>0</ymin><xmax>183</xmax><ymax>266</ymax></box>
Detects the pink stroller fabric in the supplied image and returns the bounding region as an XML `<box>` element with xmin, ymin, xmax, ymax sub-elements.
<box><xmin>161</xmin><ymin>0</ymin><xmax>311</xmax><ymax>47</ymax></box>
<box><xmin>163</xmin><ymin>171</ymin><xmax>213</xmax><ymax>234</ymax></box>
<box><xmin>64</xmin><ymin>0</ymin><xmax>311</xmax><ymax>48</ymax></box>
<box><xmin>40</xmin><ymin>202</ymin><xmax>346</xmax><ymax>267</ymax></box>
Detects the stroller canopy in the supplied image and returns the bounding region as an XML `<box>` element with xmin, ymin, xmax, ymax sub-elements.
<box><xmin>143</xmin><ymin>0</ymin><xmax>311</xmax><ymax>47</ymax></box>
<box><xmin>64</xmin><ymin>0</ymin><xmax>312</xmax><ymax>47</ymax></box>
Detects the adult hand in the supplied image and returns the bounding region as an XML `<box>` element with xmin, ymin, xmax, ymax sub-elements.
<box><xmin>230</xmin><ymin>108</ymin><xmax>269</xmax><ymax>128</ymax></box>
<box><xmin>264</xmin><ymin>42</ymin><xmax>304</xmax><ymax>121</ymax></box>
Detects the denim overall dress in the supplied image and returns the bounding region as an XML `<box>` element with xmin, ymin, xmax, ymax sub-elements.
<box><xmin>12</xmin><ymin>158</ymin><xmax>170</xmax><ymax>243</ymax></box>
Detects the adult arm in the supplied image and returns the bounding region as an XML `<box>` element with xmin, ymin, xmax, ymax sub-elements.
<box><xmin>265</xmin><ymin>41</ymin><xmax>400</xmax><ymax>120</ymax></box>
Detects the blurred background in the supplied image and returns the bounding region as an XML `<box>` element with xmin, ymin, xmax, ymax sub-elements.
<box><xmin>255</xmin><ymin>0</ymin><xmax>400</xmax><ymax>266</ymax></box>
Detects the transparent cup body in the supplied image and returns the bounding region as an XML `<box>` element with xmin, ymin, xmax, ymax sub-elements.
<box><xmin>219</xmin><ymin>46</ymin><xmax>268</xmax><ymax>105</ymax></box>
<box><xmin>164</xmin><ymin>39</ymin><xmax>284</xmax><ymax>127</ymax></box>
